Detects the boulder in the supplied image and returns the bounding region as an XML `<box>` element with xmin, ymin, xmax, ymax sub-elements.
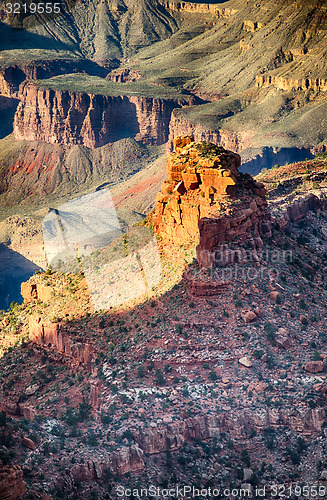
<box><xmin>275</xmin><ymin>330</ymin><xmax>290</xmax><ymax>349</ymax></box>
<box><xmin>304</xmin><ymin>361</ymin><xmax>324</xmax><ymax>373</ymax></box>
<box><xmin>25</xmin><ymin>384</ymin><xmax>40</xmax><ymax>396</ymax></box>
<box><xmin>270</xmin><ymin>291</ymin><xmax>281</xmax><ymax>303</ymax></box>
<box><xmin>239</xmin><ymin>356</ymin><xmax>252</xmax><ymax>368</ymax></box>
<box><xmin>25</xmin><ymin>384</ymin><xmax>39</xmax><ymax>396</ymax></box>
<box><xmin>243</xmin><ymin>468</ymin><xmax>254</xmax><ymax>482</ymax></box>
<box><xmin>241</xmin><ymin>310</ymin><xmax>257</xmax><ymax>323</ymax></box>
<box><xmin>320</xmin><ymin>470</ymin><xmax>327</xmax><ymax>480</ymax></box>
<box><xmin>22</xmin><ymin>437</ymin><xmax>36</xmax><ymax>451</ymax></box>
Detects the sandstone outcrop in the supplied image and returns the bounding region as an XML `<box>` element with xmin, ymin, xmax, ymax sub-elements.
<box><xmin>256</xmin><ymin>74</ymin><xmax>327</xmax><ymax>93</ymax></box>
<box><xmin>13</xmin><ymin>81</ymin><xmax>194</xmax><ymax>148</ymax></box>
<box><xmin>304</xmin><ymin>361</ymin><xmax>325</xmax><ymax>374</ymax></box>
<box><xmin>2</xmin><ymin>402</ymin><xmax>34</xmax><ymax>419</ymax></box>
<box><xmin>68</xmin><ymin>445</ymin><xmax>144</xmax><ymax>486</ymax></box>
<box><xmin>117</xmin><ymin>407</ymin><xmax>326</xmax><ymax>459</ymax></box>
<box><xmin>160</xmin><ymin>1</ymin><xmax>237</xmax><ymax>17</ymax></box>
<box><xmin>273</xmin><ymin>193</ymin><xmax>326</xmax><ymax>229</ymax></box>
<box><xmin>0</xmin><ymin>466</ymin><xmax>26</xmax><ymax>500</ymax></box>
<box><xmin>106</xmin><ymin>68</ymin><xmax>142</xmax><ymax>83</ymax></box>
<box><xmin>243</xmin><ymin>20</ymin><xmax>265</xmax><ymax>33</ymax></box>
<box><xmin>53</xmin><ymin>405</ymin><xmax>326</xmax><ymax>489</ymax></box>
<box><xmin>21</xmin><ymin>281</ymin><xmax>52</xmax><ymax>303</ymax></box>
<box><xmin>152</xmin><ymin>137</ymin><xmax>271</xmax><ymax>268</ymax></box>
<box><xmin>183</xmin><ymin>269</ymin><xmax>229</xmax><ymax>297</ymax></box>
<box><xmin>28</xmin><ymin>314</ymin><xmax>94</xmax><ymax>370</ymax></box>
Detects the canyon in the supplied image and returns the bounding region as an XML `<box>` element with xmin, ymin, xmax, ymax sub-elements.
<box><xmin>1</xmin><ymin>0</ymin><xmax>327</xmax><ymax>498</ymax></box>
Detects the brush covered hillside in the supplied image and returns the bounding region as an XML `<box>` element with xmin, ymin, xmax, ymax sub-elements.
<box><xmin>0</xmin><ymin>141</ymin><xmax>327</xmax><ymax>498</ymax></box>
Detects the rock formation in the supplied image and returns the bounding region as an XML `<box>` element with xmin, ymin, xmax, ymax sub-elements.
<box><xmin>13</xmin><ymin>81</ymin><xmax>195</xmax><ymax>148</ymax></box>
<box><xmin>152</xmin><ymin>136</ymin><xmax>271</xmax><ymax>268</ymax></box>
<box><xmin>256</xmin><ymin>74</ymin><xmax>327</xmax><ymax>93</ymax></box>
<box><xmin>0</xmin><ymin>466</ymin><xmax>26</xmax><ymax>500</ymax></box>
<box><xmin>106</xmin><ymin>68</ymin><xmax>142</xmax><ymax>83</ymax></box>
<box><xmin>160</xmin><ymin>1</ymin><xmax>237</xmax><ymax>17</ymax></box>
<box><xmin>28</xmin><ymin>313</ymin><xmax>94</xmax><ymax>371</ymax></box>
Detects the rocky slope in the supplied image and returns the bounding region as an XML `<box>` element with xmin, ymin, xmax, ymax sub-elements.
<box><xmin>0</xmin><ymin>0</ymin><xmax>180</xmax><ymax>61</ymax></box>
<box><xmin>0</xmin><ymin>135</ymin><xmax>161</xmax><ymax>210</ymax></box>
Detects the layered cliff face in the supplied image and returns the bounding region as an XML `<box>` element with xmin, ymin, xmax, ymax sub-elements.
<box><xmin>152</xmin><ymin>136</ymin><xmax>271</xmax><ymax>267</ymax></box>
<box><xmin>159</xmin><ymin>1</ymin><xmax>238</xmax><ymax>17</ymax></box>
<box><xmin>13</xmin><ymin>81</ymin><xmax>193</xmax><ymax>147</ymax></box>
<box><xmin>168</xmin><ymin>111</ymin><xmax>255</xmax><ymax>154</ymax></box>
<box><xmin>256</xmin><ymin>74</ymin><xmax>327</xmax><ymax>93</ymax></box>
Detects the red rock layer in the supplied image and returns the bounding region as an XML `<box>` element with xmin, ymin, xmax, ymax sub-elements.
<box><xmin>0</xmin><ymin>60</ymin><xmax>108</xmax><ymax>98</ymax></box>
<box><xmin>14</xmin><ymin>81</ymin><xmax>194</xmax><ymax>147</ymax></box>
<box><xmin>152</xmin><ymin>136</ymin><xmax>271</xmax><ymax>268</ymax></box>
<box><xmin>0</xmin><ymin>466</ymin><xmax>26</xmax><ymax>500</ymax></box>
<box><xmin>27</xmin><ymin>314</ymin><xmax>94</xmax><ymax>371</ymax></box>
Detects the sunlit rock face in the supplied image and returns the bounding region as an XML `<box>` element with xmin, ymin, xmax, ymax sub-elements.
<box><xmin>152</xmin><ymin>136</ymin><xmax>272</xmax><ymax>267</ymax></box>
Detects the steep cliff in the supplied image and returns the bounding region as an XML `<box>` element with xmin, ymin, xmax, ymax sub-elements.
<box><xmin>168</xmin><ymin>110</ymin><xmax>254</xmax><ymax>154</ymax></box>
<box><xmin>152</xmin><ymin>136</ymin><xmax>271</xmax><ymax>268</ymax></box>
<box><xmin>13</xmin><ymin>81</ymin><xmax>194</xmax><ymax>147</ymax></box>
<box><xmin>256</xmin><ymin>73</ymin><xmax>327</xmax><ymax>93</ymax></box>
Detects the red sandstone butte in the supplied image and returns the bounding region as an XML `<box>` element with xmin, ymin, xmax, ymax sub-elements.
<box><xmin>152</xmin><ymin>136</ymin><xmax>271</xmax><ymax>268</ymax></box>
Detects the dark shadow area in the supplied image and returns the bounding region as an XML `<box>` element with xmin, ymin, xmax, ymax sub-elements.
<box><xmin>241</xmin><ymin>146</ymin><xmax>315</xmax><ymax>176</ymax></box>
<box><xmin>0</xmin><ymin>20</ymin><xmax>77</xmax><ymax>53</ymax></box>
<box><xmin>0</xmin><ymin>96</ymin><xmax>19</xmax><ymax>139</ymax></box>
<box><xmin>107</xmin><ymin>98</ymin><xmax>140</xmax><ymax>142</ymax></box>
<box><xmin>0</xmin><ymin>244</ymin><xmax>42</xmax><ymax>310</ymax></box>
